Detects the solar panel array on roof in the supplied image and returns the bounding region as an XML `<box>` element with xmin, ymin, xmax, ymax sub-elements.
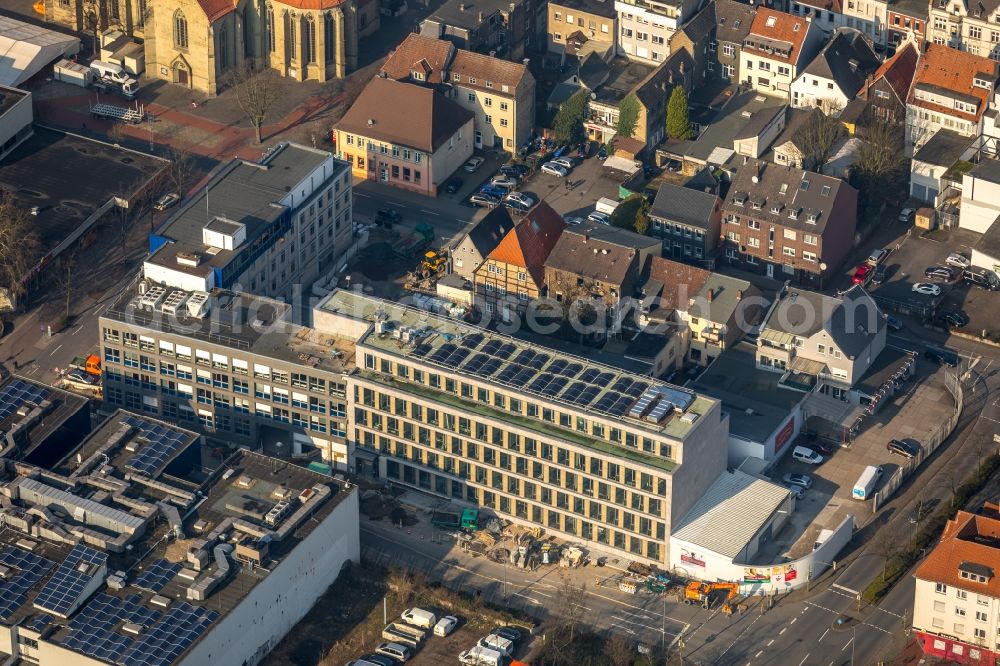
<box><xmin>60</xmin><ymin>593</ymin><xmax>162</xmax><ymax>662</ymax></box>
<box><xmin>0</xmin><ymin>379</ymin><xmax>50</xmax><ymax>421</ymax></box>
<box><xmin>133</xmin><ymin>559</ymin><xmax>182</xmax><ymax>593</ymax></box>
<box><xmin>120</xmin><ymin>602</ymin><xmax>219</xmax><ymax>666</ymax></box>
<box><xmin>26</xmin><ymin>612</ymin><xmax>52</xmax><ymax>632</ymax></box>
<box><xmin>33</xmin><ymin>544</ymin><xmax>107</xmax><ymax>617</ymax></box>
<box><xmin>0</xmin><ymin>547</ymin><xmax>53</xmax><ymax>620</ymax></box>
<box><xmin>121</xmin><ymin>415</ymin><xmax>189</xmax><ymax>476</ymax></box>
<box><xmin>629</xmin><ymin>389</ymin><xmax>659</xmax><ymax>419</ymax></box>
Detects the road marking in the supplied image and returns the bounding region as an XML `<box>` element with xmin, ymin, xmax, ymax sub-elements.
<box><xmin>51</xmin><ymin>344</ymin><xmax>63</xmax><ymax>355</ymax></box>
<box><xmin>779</xmin><ymin>627</ymin><xmax>786</xmax><ymax>635</ymax></box>
<box><xmin>532</xmin><ymin>590</ymin><xmax>553</xmax><ymax>598</ymax></box>
<box><xmin>420</xmin><ymin>209</ymin><xmax>441</xmax><ymax>216</ymax></box>
<box><xmin>843</xmin><ymin>637</ymin><xmax>854</xmax><ymax>651</ymax></box>
<box><xmin>797</xmin><ymin>655</ymin><xmax>810</xmax><ymax>666</ymax></box>
<box><xmin>790</xmin><ymin>617</ymin><xmax>797</xmax><ymax>624</ymax></box>
<box><xmin>354</xmin><ymin>192</ymin><xmax>371</xmax><ymax>198</ymax></box>
<box><xmin>819</xmin><ymin>628</ymin><xmax>829</xmax><ymax>642</ymax></box>
<box><xmin>767</xmin><ymin>639</ymin><xmax>775</xmax><ymax>646</ymax></box>
<box><xmin>71</xmin><ymin>326</ymin><xmax>83</xmax><ymax>336</ymax></box>
<box><xmin>511</xmin><ymin>592</ymin><xmax>540</xmax><ymax>604</ymax></box>
<box><xmin>754</xmin><ymin>651</ymin><xmax>763</xmax><ymax>658</ymax></box>
<box><xmin>832</xmin><ymin>583</ymin><xmax>860</xmax><ymax>595</ymax></box>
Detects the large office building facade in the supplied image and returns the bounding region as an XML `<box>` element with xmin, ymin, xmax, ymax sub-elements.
<box><xmin>99</xmin><ymin>286</ymin><xmax>729</xmax><ymax>566</ymax></box>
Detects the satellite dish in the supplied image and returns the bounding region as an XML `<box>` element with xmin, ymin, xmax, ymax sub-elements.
<box><xmin>751</xmin><ymin>175</ymin><xmax>759</xmax><ymax>183</ymax></box>
<box><xmin>820</xmin><ymin>262</ymin><xmax>828</xmax><ymax>270</ymax></box>
<box><xmin>590</xmin><ymin>92</ymin><xmax>597</xmax><ymax>99</ymax></box>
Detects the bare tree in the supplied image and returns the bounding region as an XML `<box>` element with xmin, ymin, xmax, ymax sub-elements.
<box><xmin>794</xmin><ymin>107</ymin><xmax>843</xmax><ymax>172</ymax></box>
<box><xmin>166</xmin><ymin>144</ymin><xmax>197</xmax><ymax>200</ymax></box>
<box><xmin>227</xmin><ymin>63</ymin><xmax>279</xmax><ymax>144</ymax></box>
<box><xmin>57</xmin><ymin>251</ymin><xmax>78</xmax><ymax>321</ymax></box>
<box><xmin>605</xmin><ymin>631</ymin><xmax>635</xmax><ymax>666</ymax></box>
<box><xmin>0</xmin><ymin>191</ymin><xmax>41</xmax><ymax>305</ymax></box>
<box><xmin>854</xmin><ymin>112</ymin><xmax>906</xmax><ymax>181</ymax></box>
<box><xmin>873</xmin><ymin>526</ymin><xmax>901</xmax><ymax>581</ymax></box>
<box><xmin>107</xmin><ymin>121</ymin><xmax>127</xmax><ymax>147</ymax></box>
<box><xmin>386</xmin><ymin>567</ymin><xmax>416</xmax><ymax>606</ymax></box>
<box><xmin>553</xmin><ymin>572</ymin><xmax>590</xmax><ymax>643</ymax></box>
<box><xmin>84</xmin><ymin>4</ymin><xmax>100</xmax><ymax>58</ymax></box>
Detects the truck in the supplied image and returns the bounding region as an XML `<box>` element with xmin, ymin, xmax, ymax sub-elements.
<box><xmin>381</xmin><ymin>624</ymin><xmax>420</xmax><ymax>649</ymax></box>
<box><xmin>595</xmin><ymin>197</ymin><xmax>620</xmax><ymax>215</ymax></box>
<box><xmin>400</xmin><ymin>607</ymin><xmax>437</xmax><ymax>629</ymax></box>
<box><xmin>430</xmin><ymin>508</ymin><xmax>479</xmax><ymax>531</ymax></box>
<box><xmin>53</xmin><ymin>58</ymin><xmax>139</xmax><ymax>99</ymax></box>
<box><xmin>392</xmin><ymin>222</ymin><xmax>435</xmax><ymax>259</ymax></box>
<box><xmin>70</xmin><ymin>354</ymin><xmax>101</xmax><ymax>377</ymax></box>
<box><xmin>480</xmin><ymin>634</ymin><xmax>514</xmax><ymax>656</ymax></box>
<box><xmin>382</xmin><ymin>622</ymin><xmax>424</xmax><ymax>646</ymax></box>
<box><xmin>459</xmin><ymin>645</ymin><xmax>510</xmax><ymax>666</ymax></box>
<box><xmin>852</xmin><ymin>465</ymin><xmax>883</xmax><ymax>500</ymax></box>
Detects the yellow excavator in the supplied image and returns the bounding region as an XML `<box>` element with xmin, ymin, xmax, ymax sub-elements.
<box><xmin>420</xmin><ymin>250</ymin><xmax>447</xmax><ymax>273</ymax></box>
<box><xmin>684</xmin><ymin>581</ymin><xmax>740</xmax><ymax>612</ymax></box>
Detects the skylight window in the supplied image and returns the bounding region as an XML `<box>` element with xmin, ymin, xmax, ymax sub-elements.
<box><xmin>766</xmin><ymin>15</ymin><xmax>777</xmax><ymax>27</ymax></box>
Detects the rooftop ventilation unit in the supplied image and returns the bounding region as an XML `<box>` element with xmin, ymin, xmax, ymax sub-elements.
<box><xmin>176</xmin><ymin>251</ymin><xmax>201</xmax><ymax>268</ymax></box>
<box><xmin>140</xmin><ymin>286</ymin><xmax>167</xmax><ymax>311</ymax></box>
<box><xmin>185</xmin><ymin>291</ymin><xmax>210</xmax><ymax>318</ymax></box>
<box><xmin>202</xmin><ymin>217</ymin><xmax>246</xmax><ymax>251</ymax></box>
<box><xmin>161</xmin><ymin>290</ymin><xmax>189</xmax><ymax>316</ymax></box>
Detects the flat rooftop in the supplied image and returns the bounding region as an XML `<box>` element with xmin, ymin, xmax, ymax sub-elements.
<box><xmin>592</xmin><ymin>58</ymin><xmax>655</xmax><ymax>105</ymax></box>
<box><xmin>0</xmin><ymin>444</ymin><xmax>351</xmax><ymax>664</ymax></box>
<box><xmin>912</xmin><ymin>129</ymin><xmax>973</xmax><ymax>167</ymax></box>
<box><xmin>321</xmin><ymin>290</ymin><xmax>717</xmax><ymax>445</ymax></box>
<box><xmin>148</xmin><ymin>143</ymin><xmax>343</xmax><ymax>278</ymax></box>
<box><xmin>103</xmin><ymin>282</ymin><xmax>357</xmax><ymax>375</ymax></box>
<box><xmin>667</xmin><ymin>89</ymin><xmax>784</xmax><ymax>164</ymax></box>
<box><xmin>550</xmin><ymin>0</ymin><xmax>617</xmax><ymax>18</ymax></box>
<box><xmin>0</xmin><ymin>128</ymin><xmax>165</xmax><ymax>254</ymax></box>
<box><xmin>0</xmin><ymin>375</ymin><xmax>89</xmax><ymax>466</ymax></box>
<box><xmin>693</xmin><ymin>341</ymin><xmax>805</xmax><ymax>443</ymax></box>
<box><xmin>0</xmin><ymin>86</ymin><xmax>27</xmax><ymax>116</ymax></box>
<box><xmin>424</xmin><ymin>0</ymin><xmax>517</xmax><ymax>29</ymax></box>
<box><xmin>974</xmin><ymin>216</ymin><xmax>1000</xmax><ymax>260</ymax></box>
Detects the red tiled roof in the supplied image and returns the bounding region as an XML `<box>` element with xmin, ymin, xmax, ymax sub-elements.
<box><xmin>862</xmin><ymin>41</ymin><xmax>918</xmax><ymax>103</ymax></box>
<box><xmin>914</xmin><ymin>510</ymin><xmax>1000</xmax><ymax>599</ymax></box>
<box><xmin>380</xmin><ymin>33</ymin><xmax>455</xmax><ymax>85</ymax></box>
<box><xmin>449</xmin><ymin>50</ymin><xmax>529</xmax><ymax>93</ymax></box>
<box><xmin>908</xmin><ymin>44</ymin><xmax>998</xmax><ymax>123</ymax></box>
<box><xmin>197</xmin><ymin>0</ymin><xmax>237</xmax><ymax>21</ymax></box>
<box><xmin>641</xmin><ymin>256</ymin><xmax>711</xmax><ymax>310</ymax></box>
<box><xmin>486</xmin><ymin>202</ymin><xmax>566</xmax><ymax>286</ymax></box>
<box><xmin>744</xmin><ymin>8</ymin><xmax>811</xmax><ymax>66</ymax></box>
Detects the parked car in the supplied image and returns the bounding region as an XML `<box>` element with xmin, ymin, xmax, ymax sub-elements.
<box><xmin>469</xmin><ymin>193</ymin><xmax>501</xmax><ymax>208</ymax></box>
<box><xmin>666</xmin><ymin>159</ymin><xmax>682</xmax><ymax>173</ymax></box>
<box><xmin>153</xmin><ymin>192</ymin><xmax>180</xmax><ymax>211</ymax></box>
<box><xmin>505</xmin><ymin>191</ymin><xmax>536</xmax><ymax>209</ymax></box>
<box><xmin>785</xmin><ymin>484</ymin><xmax>805</xmax><ymax>499</ymax></box>
<box><xmin>480</xmin><ymin>184</ymin><xmax>509</xmax><ymax>199</ymax></box>
<box><xmin>552</xmin><ymin>156</ymin><xmax>575</xmax><ymax>170</ymax></box>
<box><xmin>887</xmin><ymin>439</ymin><xmax>920</xmax><ymax>459</ymax></box>
<box><xmin>963</xmin><ymin>267</ymin><xmax>1000</xmax><ymax>290</ymax></box>
<box><xmin>925</xmin><ymin>347</ymin><xmax>960</xmax><ymax>367</ymax></box>
<box><xmin>912</xmin><ymin>283</ymin><xmax>942</xmax><ymax>296</ymax></box>
<box><xmin>541</xmin><ymin>162</ymin><xmax>569</xmax><ymax>177</ymax></box>
<box><xmin>463</xmin><ymin>156</ymin><xmax>485</xmax><ymax>172</ymax></box>
<box><xmin>491</xmin><ymin>626</ymin><xmax>524</xmax><ymax>645</ymax></box>
<box><xmin>851</xmin><ymin>264</ymin><xmax>873</xmax><ymax>285</ymax></box>
<box><xmin>886</xmin><ymin>315</ymin><xmax>903</xmax><ymax>332</ymax></box>
<box><xmin>588</xmin><ymin>211</ymin><xmax>611</xmax><ymax>225</ymax></box>
<box><xmin>500</xmin><ymin>163</ymin><xmax>530</xmax><ymax>178</ymax></box>
<box><xmin>812</xmin><ymin>441</ymin><xmax>836</xmax><ymax>456</ymax></box>
<box><xmin>434</xmin><ymin>616</ymin><xmax>459</xmax><ymax>637</ymax></box>
<box><xmin>782</xmin><ymin>473</ymin><xmax>813</xmax><ymax>489</ymax></box>
<box><xmin>565</xmin><ymin>216</ymin><xmax>584</xmax><ymax>225</ymax></box>
<box><xmin>597</xmin><ymin>145</ymin><xmax>608</xmax><ymax>160</ymax></box>
<box><xmin>871</xmin><ymin>265</ymin><xmax>887</xmax><ymax>286</ymax></box>
<box><xmin>898</xmin><ymin>207</ymin><xmax>916</xmax><ymax>223</ymax></box>
<box><xmin>792</xmin><ymin>445</ymin><xmax>824</xmax><ymax>465</ymax></box>
<box><xmin>937</xmin><ymin>310</ymin><xmax>969</xmax><ymax>328</ymax></box>
<box><xmin>577</xmin><ymin>144</ymin><xmax>589</xmax><ymax>160</ymax></box>
<box><xmin>375</xmin><ymin>208</ymin><xmax>401</xmax><ymax>227</ymax></box>
<box><xmin>444</xmin><ymin>177</ymin><xmax>464</xmax><ymax>194</ymax></box>
<box><xmin>923</xmin><ymin>266</ymin><xmax>955</xmax><ymax>281</ymax></box>
<box><xmin>505</xmin><ymin>199</ymin><xmax>532</xmax><ymax>214</ymax></box>
<box><xmin>375</xmin><ymin>642</ymin><xmax>411</xmax><ymax>662</ymax></box>
<box><xmin>490</xmin><ymin>175</ymin><xmax>519</xmax><ymax>189</ymax></box>
<box><xmin>866</xmin><ymin>248</ymin><xmax>889</xmax><ymax>266</ymax></box>
<box><xmin>945</xmin><ymin>253</ymin><xmax>971</xmax><ymax>269</ymax></box>
<box><xmin>354</xmin><ymin>655</ymin><xmax>396</xmax><ymax>666</ymax></box>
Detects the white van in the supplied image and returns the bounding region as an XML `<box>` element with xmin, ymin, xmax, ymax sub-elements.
<box><xmin>791</xmin><ymin>445</ymin><xmax>824</xmax><ymax>465</ymax></box>
<box><xmin>400</xmin><ymin>607</ymin><xmax>437</xmax><ymax>629</ymax></box>
<box><xmin>90</xmin><ymin>60</ymin><xmax>133</xmax><ymax>85</ymax></box>
<box><xmin>852</xmin><ymin>465</ymin><xmax>883</xmax><ymax>500</ymax></box>
<box><xmin>595</xmin><ymin>197</ymin><xmax>620</xmax><ymax>215</ymax></box>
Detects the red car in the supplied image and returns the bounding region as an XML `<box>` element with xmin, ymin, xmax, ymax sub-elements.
<box><xmin>852</xmin><ymin>264</ymin><xmax>873</xmax><ymax>285</ymax></box>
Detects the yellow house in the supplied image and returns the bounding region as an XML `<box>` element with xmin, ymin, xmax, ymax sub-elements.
<box><xmin>144</xmin><ymin>0</ymin><xmax>368</xmax><ymax>96</ymax></box>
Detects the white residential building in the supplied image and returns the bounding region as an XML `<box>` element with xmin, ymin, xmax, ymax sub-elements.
<box><xmin>740</xmin><ymin>8</ymin><xmax>826</xmax><ymax>100</ymax></box>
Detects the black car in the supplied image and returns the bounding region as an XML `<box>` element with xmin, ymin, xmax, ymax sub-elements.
<box><xmin>597</xmin><ymin>146</ymin><xmax>608</xmax><ymax>160</ymax></box>
<box><xmin>925</xmin><ymin>348</ymin><xmax>960</xmax><ymax>367</ymax></box>
<box><xmin>937</xmin><ymin>310</ymin><xmax>969</xmax><ymax>328</ymax></box>
<box><xmin>666</xmin><ymin>159</ymin><xmax>682</xmax><ymax>173</ymax></box>
<box><xmin>923</xmin><ymin>266</ymin><xmax>955</xmax><ymax>281</ymax></box>
<box><xmin>812</xmin><ymin>442</ymin><xmax>836</xmax><ymax>456</ymax></box>
<box><xmin>871</xmin><ymin>265</ymin><xmax>887</xmax><ymax>286</ymax></box>
<box><xmin>357</xmin><ymin>655</ymin><xmax>396</xmax><ymax>666</ymax></box>
<box><xmin>887</xmin><ymin>439</ymin><xmax>920</xmax><ymax>459</ymax></box>
<box><xmin>444</xmin><ymin>177</ymin><xmax>464</xmax><ymax>194</ymax></box>
<box><xmin>375</xmin><ymin>208</ymin><xmax>401</xmax><ymax>227</ymax></box>
<box><xmin>500</xmin><ymin>163</ymin><xmax>530</xmax><ymax>178</ymax></box>
<box><xmin>492</xmin><ymin>626</ymin><xmax>523</xmax><ymax>645</ymax></box>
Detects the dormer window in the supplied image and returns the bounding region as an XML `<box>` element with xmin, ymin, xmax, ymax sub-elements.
<box><xmin>411</xmin><ymin>71</ymin><xmax>425</xmax><ymax>81</ymax></box>
<box><xmin>469</xmin><ymin>77</ymin><xmax>477</xmax><ymax>85</ymax></box>
<box><xmin>771</xmin><ymin>203</ymin><xmax>783</xmax><ymax>214</ymax></box>
<box><xmin>779</xmin><ymin>183</ymin><xmax>788</xmax><ymax>194</ymax></box>
<box><xmin>820</xmin><ymin>185</ymin><xmax>831</xmax><ymax>196</ymax></box>
<box><xmin>453</xmin><ymin>73</ymin><xmax>461</xmax><ymax>82</ymax></box>
<box><xmin>807</xmin><ymin>212</ymin><xmax>819</xmax><ymax>224</ymax></box>
<box><xmin>733</xmin><ymin>193</ymin><xmax>747</xmax><ymax>206</ymax></box>
<box><xmin>751</xmin><ymin>199</ymin><xmax>763</xmax><ymax>210</ymax></box>
<box><xmin>788</xmin><ymin>207</ymin><xmax>800</xmax><ymax>219</ymax></box>
<box><xmin>486</xmin><ymin>81</ymin><xmax>493</xmax><ymax>88</ymax></box>
<box><xmin>974</xmin><ymin>76</ymin><xmax>993</xmax><ymax>89</ymax></box>
<box><xmin>793</xmin><ymin>23</ymin><xmax>800</xmax><ymax>31</ymax></box>
<box><xmin>958</xmin><ymin>562</ymin><xmax>994</xmax><ymax>583</ymax></box>
<box><xmin>800</xmin><ymin>179</ymin><xmax>810</xmax><ymax>191</ymax></box>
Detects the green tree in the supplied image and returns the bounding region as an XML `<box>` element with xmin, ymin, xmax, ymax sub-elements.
<box><xmin>616</xmin><ymin>93</ymin><xmax>640</xmax><ymax>139</ymax></box>
<box><xmin>610</xmin><ymin>194</ymin><xmax>651</xmax><ymax>235</ymax></box>
<box><xmin>553</xmin><ymin>90</ymin><xmax>589</xmax><ymax>145</ymax></box>
<box><xmin>666</xmin><ymin>86</ymin><xmax>693</xmax><ymax>140</ymax></box>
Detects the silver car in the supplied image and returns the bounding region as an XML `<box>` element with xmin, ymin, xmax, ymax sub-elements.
<box><xmin>541</xmin><ymin>162</ymin><xmax>569</xmax><ymax>177</ymax></box>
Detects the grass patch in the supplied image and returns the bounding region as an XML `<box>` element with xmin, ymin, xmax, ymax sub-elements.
<box><xmin>863</xmin><ymin>452</ymin><xmax>1000</xmax><ymax>603</ymax></box>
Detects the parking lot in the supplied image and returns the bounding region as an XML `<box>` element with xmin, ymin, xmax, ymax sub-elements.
<box><xmin>770</xmin><ymin>356</ymin><xmax>959</xmax><ymax>558</ymax></box>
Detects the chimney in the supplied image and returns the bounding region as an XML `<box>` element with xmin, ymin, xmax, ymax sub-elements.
<box><xmin>737</xmin><ymin>290</ymin><xmax>743</xmax><ymax>300</ymax></box>
<box><xmin>707</xmin><ymin>289</ymin><xmax>714</xmax><ymax>302</ymax></box>
<box><xmin>479</xmin><ymin>10</ymin><xmax>484</xmax><ymax>20</ymax></box>
<box><xmin>459</xmin><ymin>2</ymin><xmax>466</xmax><ymax>9</ymax></box>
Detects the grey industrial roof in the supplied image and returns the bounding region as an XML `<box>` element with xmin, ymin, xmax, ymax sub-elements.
<box><xmin>672</xmin><ymin>469</ymin><xmax>791</xmax><ymax>558</ymax></box>
<box><xmin>692</xmin><ymin>341</ymin><xmax>804</xmax><ymax>442</ymax></box>
<box><xmin>149</xmin><ymin>144</ymin><xmax>340</xmax><ymax>276</ymax></box>
<box><xmin>912</xmin><ymin>130</ymin><xmax>974</xmax><ymax>167</ymax></box>
<box><xmin>650</xmin><ymin>182</ymin><xmax>719</xmax><ymax>230</ymax></box>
